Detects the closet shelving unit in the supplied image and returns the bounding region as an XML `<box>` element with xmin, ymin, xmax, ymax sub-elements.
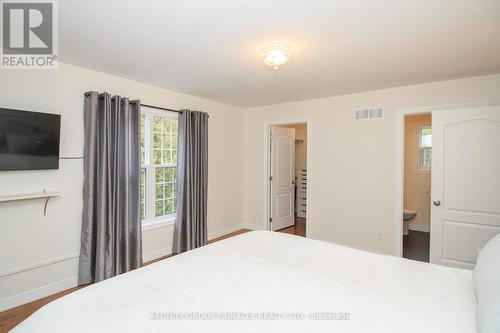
<box><xmin>296</xmin><ymin>169</ymin><xmax>307</xmax><ymax>218</ymax></box>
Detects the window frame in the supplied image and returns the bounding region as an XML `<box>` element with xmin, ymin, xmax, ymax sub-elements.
<box><xmin>141</xmin><ymin>106</ymin><xmax>179</xmax><ymax>229</ymax></box>
<box><xmin>418</xmin><ymin>126</ymin><xmax>432</xmax><ymax>171</ymax></box>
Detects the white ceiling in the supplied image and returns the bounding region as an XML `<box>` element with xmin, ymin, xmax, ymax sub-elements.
<box><xmin>59</xmin><ymin>0</ymin><xmax>500</xmax><ymax>108</ymax></box>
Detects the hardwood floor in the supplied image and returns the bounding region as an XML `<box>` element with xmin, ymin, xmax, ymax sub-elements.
<box><xmin>277</xmin><ymin>217</ymin><xmax>306</xmax><ymax>237</ymax></box>
<box><xmin>0</xmin><ymin>286</ymin><xmax>83</xmax><ymax>333</ymax></box>
<box><xmin>0</xmin><ymin>228</ymin><xmax>251</xmax><ymax>333</ymax></box>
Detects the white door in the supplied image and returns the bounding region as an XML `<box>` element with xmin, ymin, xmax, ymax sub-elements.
<box><xmin>270</xmin><ymin>126</ymin><xmax>295</xmax><ymax>231</ymax></box>
<box><xmin>430</xmin><ymin>106</ymin><xmax>500</xmax><ymax>269</ymax></box>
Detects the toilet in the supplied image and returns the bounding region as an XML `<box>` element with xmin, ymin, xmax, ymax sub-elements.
<box><xmin>403</xmin><ymin>209</ymin><xmax>417</xmax><ymax>235</ymax></box>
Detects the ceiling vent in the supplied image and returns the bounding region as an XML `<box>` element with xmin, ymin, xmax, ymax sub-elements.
<box><xmin>354</xmin><ymin>107</ymin><xmax>384</xmax><ymax>121</ymax></box>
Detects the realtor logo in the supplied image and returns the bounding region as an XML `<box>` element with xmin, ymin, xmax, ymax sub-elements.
<box><xmin>1</xmin><ymin>0</ymin><xmax>58</xmax><ymax>69</ymax></box>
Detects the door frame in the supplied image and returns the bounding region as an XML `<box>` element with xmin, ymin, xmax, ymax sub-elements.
<box><xmin>394</xmin><ymin>102</ymin><xmax>489</xmax><ymax>257</ymax></box>
<box><xmin>265</xmin><ymin>119</ymin><xmax>312</xmax><ymax>236</ymax></box>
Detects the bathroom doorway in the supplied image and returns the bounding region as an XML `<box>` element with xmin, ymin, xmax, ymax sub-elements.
<box><xmin>402</xmin><ymin>113</ymin><xmax>432</xmax><ymax>262</ymax></box>
<box><xmin>267</xmin><ymin>122</ymin><xmax>308</xmax><ymax>238</ymax></box>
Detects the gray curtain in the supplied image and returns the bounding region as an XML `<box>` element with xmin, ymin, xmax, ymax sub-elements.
<box><xmin>172</xmin><ymin>110</ymin><xmax>209</xmax><ymax>253</ymax></box>
<box><xmin>78</xmin><ymin>92</ymin><xmax>142</xmax><ymax>285</ymax></box>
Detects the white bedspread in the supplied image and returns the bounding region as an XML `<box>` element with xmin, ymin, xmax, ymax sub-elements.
<box><xmin>13</xmin><ymin>231</ymin><xmax>476</xmax><ymax>332</ymax></box>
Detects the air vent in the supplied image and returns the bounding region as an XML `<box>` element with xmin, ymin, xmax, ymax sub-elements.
<box><xmin>354</xmin><ymin>107</ymin><xmax>384</xmax><ymax>121</ymax></box>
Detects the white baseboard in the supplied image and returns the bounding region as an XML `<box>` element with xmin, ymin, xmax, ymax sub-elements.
<box><xmin>241</xmin><ymin>223</ymin><xmax>265</xmax><ymax>231</ymax></box>
<box><xmin>0</xmin><ymin>254</ymin><xmax>79</xmax><ymax>280</ymax></box>
<box><xmin>142</xmin><ymin>246</ymin><xmax>173</xmax><ymax>263</ymax></box>
<box><xmin>143</xmin><ymin>224</ymin><xmax>248</xmax><ymax>263</ymax></box>
<box><xmin>0</xmin><ymin>276</ymin><xmax>78</xmax><ymax>312</ymax></box>
<box><xmin>208</xmin><ymin>224</ymin><xmax>246</xmax><ymax>240</ymax></box>
<box><xmin>409</xmin><ymin>223</ymin><xmax>430</xmax><ymax>233</ymax></box>
<box><xmin>1</xmin><ymin>224</ymin><xmax>249</xmax><ymax>312</ymax></box>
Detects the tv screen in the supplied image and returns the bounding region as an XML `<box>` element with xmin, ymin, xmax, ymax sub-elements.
<box><xmin>0</xmin><ymin>108</ymin><xmax>61</xmax><ymax>171</ymax></box>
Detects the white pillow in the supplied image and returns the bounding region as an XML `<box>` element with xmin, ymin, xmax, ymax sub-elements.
<box><xmin>474</xmin><ymin>233</ymin><xmax>500</xmax><ymax>333</ymax></box>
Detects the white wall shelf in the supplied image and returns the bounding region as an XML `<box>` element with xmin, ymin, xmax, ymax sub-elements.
<box><xmin>0</xmin><ymin>191</ymin><xmax>60</xmax><ymax>215</ymax></box>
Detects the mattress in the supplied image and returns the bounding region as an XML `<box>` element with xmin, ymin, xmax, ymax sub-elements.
<box><xmin>12</xmin><ymin>231</ymin><xmax>476</xmax><ymax>332</ymax></box>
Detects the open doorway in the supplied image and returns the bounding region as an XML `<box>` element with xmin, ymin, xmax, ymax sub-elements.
<box><xmin>402</xmin><ymin>114</ymin><xmax>432</xmax><ymax>262</ymax></box>
<box><xmin>397</xmin><ymin>102</ymin><xmax>496</xmax><ymax>267</ymax></box>
<box><xmin>268</xmin><ymin>123</ymin><xmax>308</xmax><ymax>237</ymax></box>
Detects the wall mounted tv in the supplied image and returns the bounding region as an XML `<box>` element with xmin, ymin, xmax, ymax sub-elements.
<box><xmin>0</xmin><ymin>108</ymin><xmax>61</xmax><ymax>171</ymax></box>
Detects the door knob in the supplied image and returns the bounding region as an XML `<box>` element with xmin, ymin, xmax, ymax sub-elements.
<box><xmin>433</xmin><ymin>200</ymin><xmax>441</xmax><ymax>206</ymax></box>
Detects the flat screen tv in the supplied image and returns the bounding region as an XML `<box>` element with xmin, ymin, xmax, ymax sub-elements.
<box><xmin>0</xmin><ymin>108</ymin><xmax>61</xmax><ymax>171</ymax></box>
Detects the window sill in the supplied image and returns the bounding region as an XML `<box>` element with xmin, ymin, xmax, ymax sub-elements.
<box><xmin>142</xmin><ymin>217</ymin><xmax>176</xmax><ymax>231</ymax></box>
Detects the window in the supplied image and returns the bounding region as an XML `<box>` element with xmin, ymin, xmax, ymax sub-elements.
<box><xmin>140</xmin><ymin>107</ymin><xmax>178</xmax><ymax>225</ymax></box>
<box><xmin>419</xmin><ymin>127</ymin><xmax>432</xmax><ymax>170</ymax></box>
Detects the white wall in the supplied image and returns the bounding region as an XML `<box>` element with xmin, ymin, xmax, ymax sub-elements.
<box><xmin>0</xmin><ymin>63</ymin><xmax>245</xmax><ymax>310</ymax></box>
<box><xmin>404</xmin><ymin>114</ymin><xmax>432</xmax><ymax>232</ymax></box>
<box><xmin>243</xmin><ymin>74</ymin><xmax>500</xmax><ymax>254</ymax></box>
<box><xmin>2</xmin><ymin>65</ymin><xmax>500</xmax><ymax>312</ymax></box>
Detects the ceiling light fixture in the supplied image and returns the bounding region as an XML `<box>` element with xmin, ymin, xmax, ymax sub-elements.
<box><xmin>261</xmin><ymin>42</ymin><xmax>291</xmax><ymax>70</ymax></box>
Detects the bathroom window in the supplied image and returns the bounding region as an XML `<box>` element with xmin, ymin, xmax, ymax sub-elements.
<box><xmin>419</xmin><ymin>127</ymin><xmax>432</xmax><ymax>170</ymax></box>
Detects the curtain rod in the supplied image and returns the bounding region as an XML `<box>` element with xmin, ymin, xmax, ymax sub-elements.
<box><xmin>83</xmin><ymin>93</ymin><xmax>209</xmax><ymax>116</ymax></box>
<box><xmin>141</xmin><ymin>103</ymin><xmax>181</xmax><ymax>114</ymax></box>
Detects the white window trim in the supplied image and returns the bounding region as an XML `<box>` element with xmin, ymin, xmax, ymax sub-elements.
<box><xmin>418</xmin><ymin>126</ymin><xmax>432</xmax><ymax>172</ymax></box>
<box><xmin>142</xmin><ymin>216</ymin><xmax>176</xmax><ymax>231</ymax></box>
<box><xmin>141</xmin><ymin>106</ymin><xmax>178</xmax><ymax>225</ymax></box>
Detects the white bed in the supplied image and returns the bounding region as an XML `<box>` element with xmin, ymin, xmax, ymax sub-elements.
<box><xmin>13</xmin><ymin>231</ymin><xmax>476</xmax><ymax>332</ymax></box>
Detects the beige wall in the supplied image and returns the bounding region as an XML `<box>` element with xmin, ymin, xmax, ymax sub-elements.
<box><xmin>2</xmin><ymin>64</ymin><xmax>500</xmax><ymax>311</ymax></box>
<box><xmin>243</xmin><ymin>74</ymin><xmax>500</xmax><ymax>254</ymax></box>
<box><xmin>0</xmin><ymin>63</ymin><xmax>245</xmax><ymax>310</ymax></box>
<box><xmin>404</xmin><ymin>114</ymin><xmax>432</xmax><ymax>231</ymax></box>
